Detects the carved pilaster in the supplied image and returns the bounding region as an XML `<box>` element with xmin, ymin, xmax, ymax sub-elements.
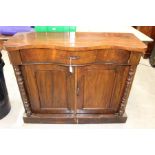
<box><xmin>118</xmin><ymin>66</ymin><xmax>135</xmax><ymax>116</ymax></box>
<box><xmin>13</xmin><ymin>65</ymin><xmax>32</xmax><ymax>117</ymax></box>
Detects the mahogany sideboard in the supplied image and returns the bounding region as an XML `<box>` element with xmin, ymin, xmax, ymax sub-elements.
<box><xmin>4</xmin><ymin>32</ymin><xmax>146</xmax><ymax>124</ymax></box>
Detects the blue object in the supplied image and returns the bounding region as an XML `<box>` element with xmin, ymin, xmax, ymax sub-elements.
<box><xmin>0</xmin><ymin>26</ymin><xmax>33</xmax><ymax>35</ymax></box>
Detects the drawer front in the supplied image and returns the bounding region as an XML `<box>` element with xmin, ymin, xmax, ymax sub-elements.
<box><xmin>96</xmin><ymin>49</ymin><xmax>130</xmax><ymax>64</ymax></box>
<box><xmin>20</xmin><ymin>49</ymin><xmax>96</xmax><ymax>65</ymax></box>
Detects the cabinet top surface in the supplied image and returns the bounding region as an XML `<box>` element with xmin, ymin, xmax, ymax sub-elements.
<box><xmin>4</xmin><ymin>32</ymin><xmax>147</xmax><ymax>52</ymax></box>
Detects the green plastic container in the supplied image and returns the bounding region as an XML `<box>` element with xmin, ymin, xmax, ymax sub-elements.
<box><xmin>34</xmin><ymin>26</ymin><xmax>47</xmax><ymax>32</ymax></box>
<box><xmin>35</xmin><ymin>26</ymin><xmax>76</xmax><ymax>32</ymax></box>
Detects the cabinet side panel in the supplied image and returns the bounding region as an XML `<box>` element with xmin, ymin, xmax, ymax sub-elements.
<box><xmin>8</xmin><ymin>51</ymin><xmax>22</xmax><ymax>65</ymax></box>
<box><xmin>110</xmin><ymin>66</ymin><xmax>129</xmax><ymax>111</ymax></box>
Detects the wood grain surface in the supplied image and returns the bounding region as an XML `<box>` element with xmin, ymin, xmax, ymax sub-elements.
<box><xmin>4</xmin><ymin>32</ymin><xmax>147</xmax><ymax>52</ymax></box>
<box><xmin>6</xmin><ymin>32</ymin><xmax>146</xmax><ymax>123</ymax></box>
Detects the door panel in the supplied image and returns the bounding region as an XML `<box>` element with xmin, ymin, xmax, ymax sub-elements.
<box><xmin>77</xmin><ymin>64</ymin><xmax>129</xmax><ymax>114</ymax></box>
<box><xmin>36</xmin><ymin>70</ymin><xmax>68</xmax><ymax>109</ymax></box>
<box><xmin>22</xmin><ymin>64</ymin><xmax>75</xmax><ymax>114</ymax></box>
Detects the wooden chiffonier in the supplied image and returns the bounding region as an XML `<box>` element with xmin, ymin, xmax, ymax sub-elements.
<box><xmin>4</xmin><ymin>32</ymin><xmax>146</xmax><ymax>124</ymax></box>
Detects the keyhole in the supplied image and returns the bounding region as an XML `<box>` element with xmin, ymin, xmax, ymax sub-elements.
<box><xmin>69</xmin><ymin>57</ymin><xmax>73</xmax><ymax>73</ymax></box>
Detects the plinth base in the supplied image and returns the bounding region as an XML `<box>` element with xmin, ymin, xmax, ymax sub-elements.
<box><xmin>23</xmin><ymin>113</ymin><xmax>127</xmax><ymax>124</ymax></box>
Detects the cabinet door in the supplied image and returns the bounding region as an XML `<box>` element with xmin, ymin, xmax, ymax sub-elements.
<box><xmin>77</xmin><ymin>64</ymin><xmax>129</xmax><ymax>114</ymax></box>
<box><xmin>22</xmin><ymin>64</ymin><xmax>75</xmax><ymax>114</ymax></box>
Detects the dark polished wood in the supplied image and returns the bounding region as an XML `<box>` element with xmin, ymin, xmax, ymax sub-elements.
<box><xmin>76</xmin><ymin>64</ymin><xmax>129</xmax><ymax>114</ymax></box>
<box><xmin>4</xmin><ymin>32</ymin><xmax>146</xmax><ymax>123</ymax></box>
<box><xmin>22</xmin><ymin>64</ymin><xmax>75</xmax><ymax>114</ymax></box>
<box><xmin>23</xmin><ymin>113</ymin><xmax>127</xmax><ymax>124</ymax></box>
<box><xmin>136</xmin><ymin>26</ymin><xmax>155</xmax><ymax>58</ymax></box>
<box><xmin>20</xmin><ymin>49</ymin><xmax>96</xmax><ymax>65</ymax></box>
<box><xmin>4</xmin><ymin>32</ymin><xmax>146</xmax><ymax>52</ymax></box>
<box><xmin>13</xmin><ymin>65</ymin><xmax>32</xmax><ymax>116</ymax></box>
